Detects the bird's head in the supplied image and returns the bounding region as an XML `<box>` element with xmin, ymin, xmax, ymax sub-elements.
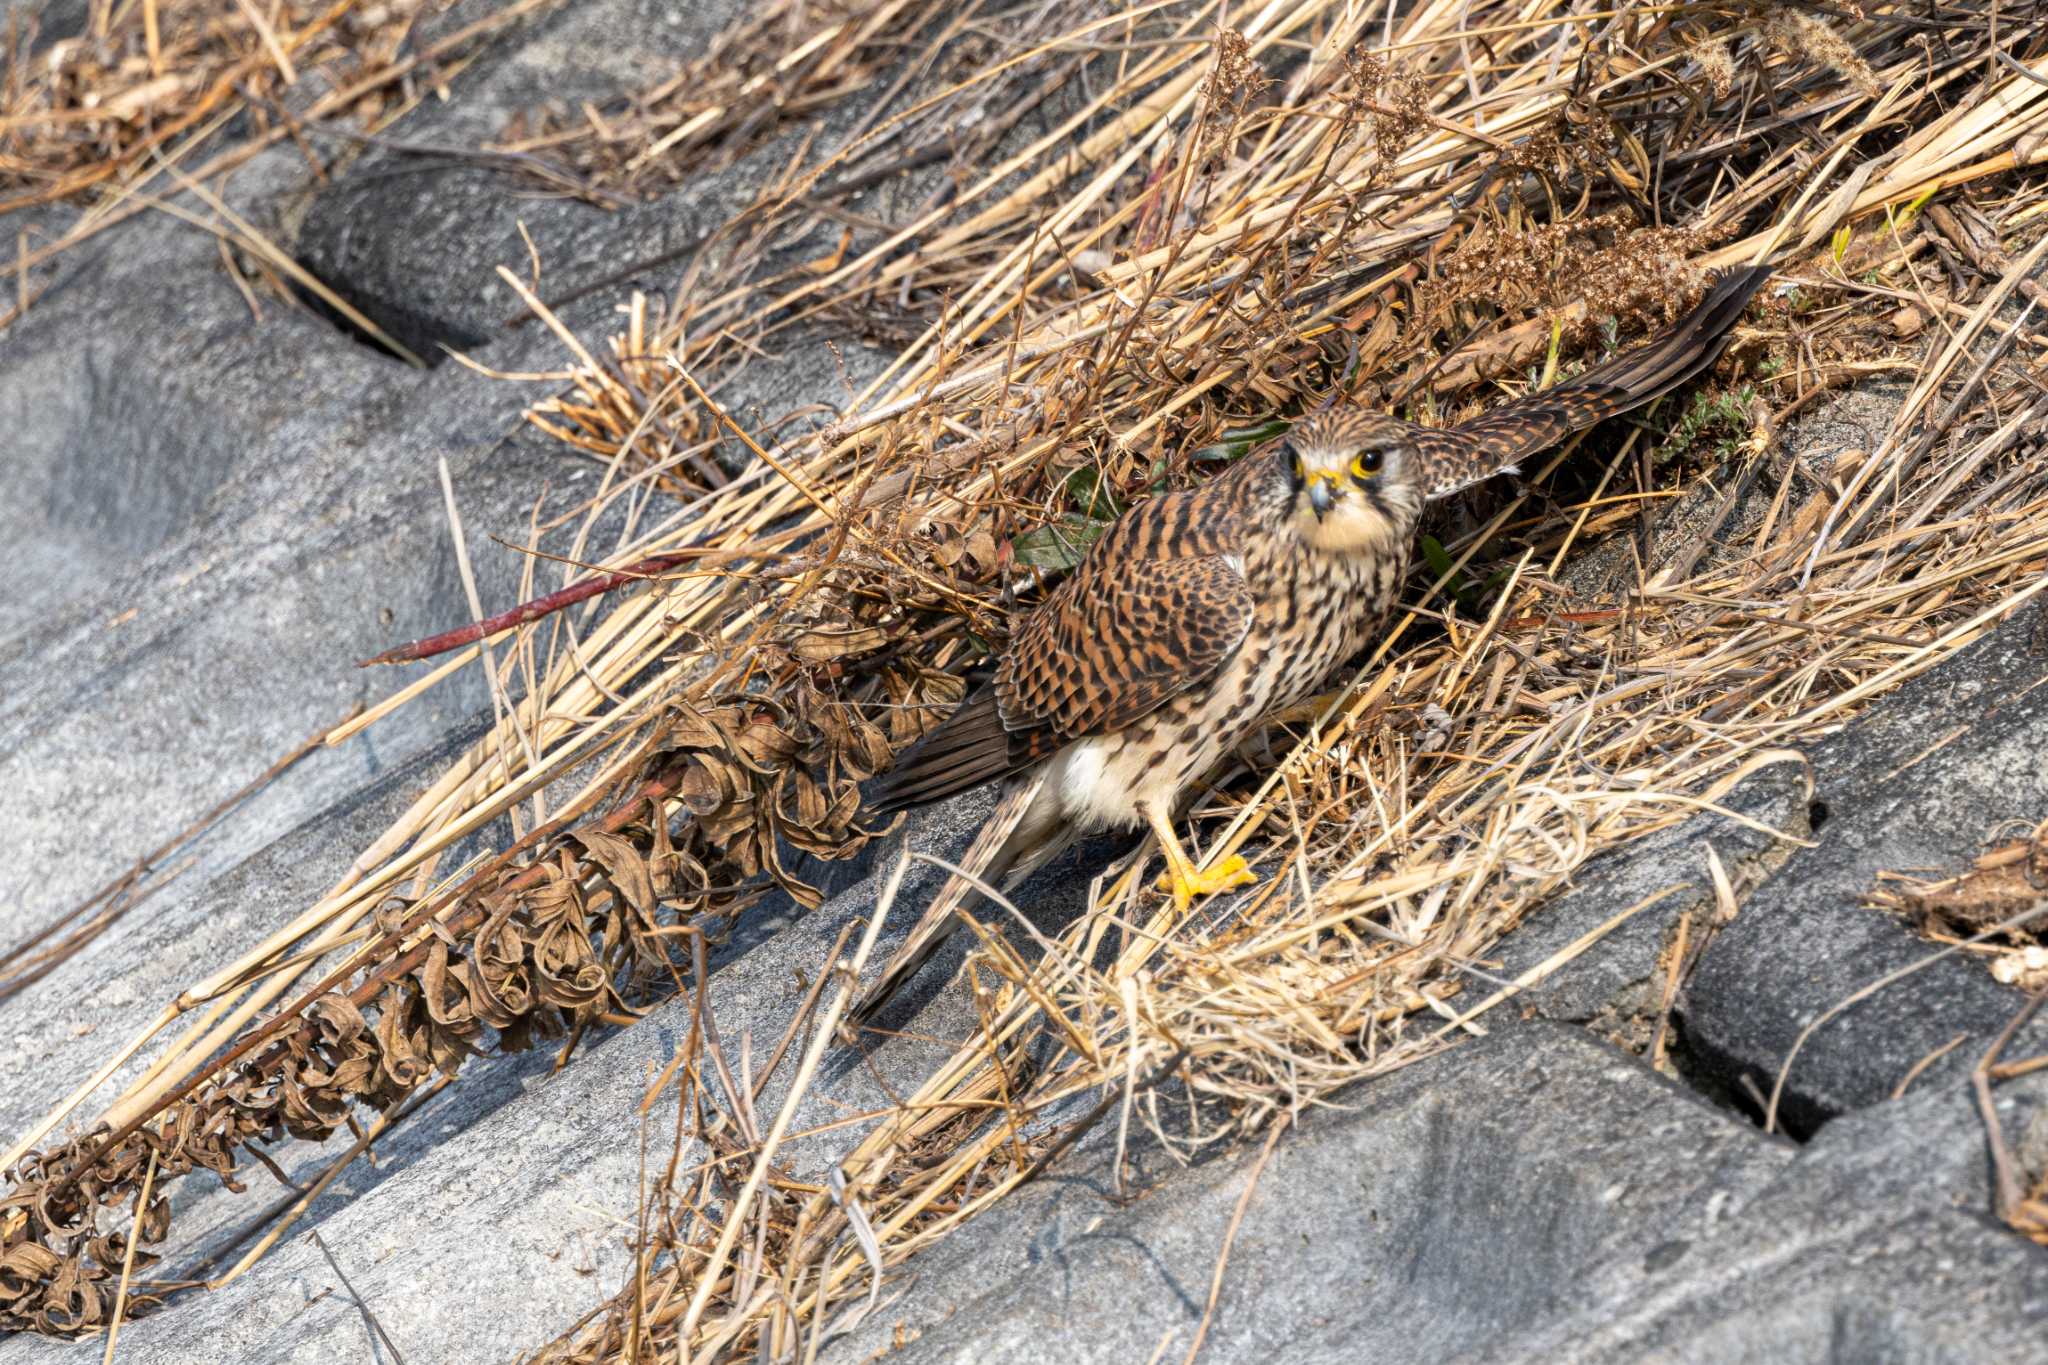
<box><xmin>1277</xmin><ymin>409</ymin><xmax>1424</xmax><ymax>555</ymax></box>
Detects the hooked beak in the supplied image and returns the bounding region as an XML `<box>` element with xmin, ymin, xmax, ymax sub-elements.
<box><xmin>1307</xmin><ymin>474</ymin><xmax>1337</xmax><ymax>520</ymax></box>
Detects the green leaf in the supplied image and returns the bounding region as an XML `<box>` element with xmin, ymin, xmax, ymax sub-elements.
<box><xmin>1064</xmin><ymin>466</ymin><xmax>1121</xmax><ymax>519</ymax></box>
<box><xmin>1419</xmin><ymin>534</ymin><xmax>1458</xmax><ymax>586</ymax></box>
<box><xmin>1539</xmin><ymin>314</ymin><xmax>1563</xmax><ymax>389</ymax></box>
<box><xmin>1220</xmin><ymin>418</ymin><xmax>1293</xmax><ymax>444</ymax></box>
<box><xmin>1011</xmin><ymin>514</ymin><xmax>1112</xmax><ymax>571</ymax></box>
<box><xmin>1894</xmin><ymin>186</ymin><xmax>1938</xmax><ymax>230</ymax></box>
<box><xmin>1189</xmin><ymin>417</ymin><xmax>1292</xmax><ymax>464</ymax></box>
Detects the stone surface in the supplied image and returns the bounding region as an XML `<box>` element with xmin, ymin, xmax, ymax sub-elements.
<box><xmin>1492</xmin><ymin>758</ymin><xmax>1811</xmax><ymax>1047</ymax></box>
<box><xmin>832</xmin><ymin>1022</ymin><xmax>1793</xmax><ymax>1364</ymax></box>
<box><xmin>286</xmin><ymin>0</ymin><xmax>732</xmax><ymax>358</ymax></box>
<box><xmin>1682</xmin><ymin>596</ymin><xmax>2048</xmax><ymax>1130</ymax></box>
<box><xmin>1484</xmin><ymin>382</ymin><xmax>2048</xmax><ymax>1136</ymax></box>
<box><xmin>1508</xmin><ymin>1071</ymin><xmax>2048</xmax><ymax>1364</ymax></box>
<box><xmin>0</xmin><ymin>208</ymin><xmax>697</xmax><ymax>1364</ymax></box>
<box><xmin>832</xmin><ymin>1022</ymin><xmax>2048</xmax><ymax>1365</ymax></box>
<box><xmin>0</xmin><ymin>0</ymin><xmax>736</xmax><ymax>1293</ymax></box>
<box><xmin>0</xmin><ymin>788</ymin><xmax>1109</xmax><ymax>1365</ymax></box>
<box><xmin>0</xmin><ymin>195</ymin><xmax>603</xmax><ymax>1155</ymax></box>
<box><xmin>1484</xmin><ymin>598</ymin><xmax>2048</xmax><ymax>1139</ymax></box>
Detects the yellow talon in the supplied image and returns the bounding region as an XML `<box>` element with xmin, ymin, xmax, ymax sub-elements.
<box><xmin>1153</xmin><ymin>854</ymin><xmax>1257</xmax><ymax>908</ymax></box>
<box><xmin>1144</xmin><ymin>808</ymin><xmax>1256</xmax><ymax>909</ymax></box>
<box><xmin>1261</xmin><ymin>688</ymin><xmax>1345</xmax><ymax>728</ymax></box>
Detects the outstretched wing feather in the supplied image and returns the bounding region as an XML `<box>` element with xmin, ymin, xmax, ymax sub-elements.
<box><xmin>1416</xmin><ymin>265</ymin><xmax>1772</xmax><ymax>501</ymax></box>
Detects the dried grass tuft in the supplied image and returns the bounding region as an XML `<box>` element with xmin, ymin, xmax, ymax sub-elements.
<box><xmin>1</xmin><ymin>1</ymin><xmax>460</xmax><ymax>211</ymax></box>
<box><xmin>489</xmin><ymin>0</ymin><xmax>974</xmax><ymax>202</ymax></box>
<box><xmin>0</xmin><ymin>0</ymin><xmax>553</xmax><ymax>330</ymax></box>
<box><xmin>1871</xmin><ymin>818</ymin><xmax>2048</xmax><ymax>990</ymax></box>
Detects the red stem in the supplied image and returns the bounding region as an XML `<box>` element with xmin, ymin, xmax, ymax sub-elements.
<box><xmin>358</xmin><ymin>552</ymin><xmax>697</xmax><ymax>666</ymax></box>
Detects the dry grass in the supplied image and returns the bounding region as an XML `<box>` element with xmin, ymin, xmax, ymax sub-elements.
<box><xmin>488</xmin><ymin>0</ymin><xmax>1011</xmax><ymax>202</ymax></box>
<box><xmin>2</xmin><ymin>0</ymin><xmax>2047</xmax><ymax>1356</ymax></box>
<box><xmin>0</xmin><ymin>0</ymin><xmax>553</xmax><ymax>334</ymax></box>
<box><xmin>2</xmin><ymin>0</ymin><xmax>447</xmax><ymax>209</ymax></box>
<box><xmin>1871</xmin><ymin>818</ymin><xmax>2048</xmax><ymax>989</ymax></box>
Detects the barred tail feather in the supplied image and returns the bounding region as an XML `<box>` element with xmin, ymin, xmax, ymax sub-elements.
<box><xmin>1551</xmin><ymin>264</ymin><xmax>1773</xmax><ymax>417</ymax></box>
<box><xmin>869</xmin><ymin>689</ymin><xmax>1040</xmax><ymax>814</ymax></box>
<box><xmin>846</xmin><ymin>771</ymin><xmax>1047</xmax><ymax>1031</ymax></box>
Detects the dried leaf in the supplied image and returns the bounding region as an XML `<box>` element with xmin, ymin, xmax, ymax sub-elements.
<box><xmin>579</xmin><ymin>830</ymin><xmax>659</xmax><ymax>915</ymax></box>
<box><xmin>792</xmin><ymin>625</ymin><xmax>889</xmax><ymax>662</ymax></box>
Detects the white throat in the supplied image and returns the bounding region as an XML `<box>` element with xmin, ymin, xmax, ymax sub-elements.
<box><xmin>1293</xmin><ymin>500</ymin><xmax>1406</xmax><ymax>557</ymax></box>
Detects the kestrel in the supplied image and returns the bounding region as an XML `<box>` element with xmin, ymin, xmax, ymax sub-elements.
<box><xmin>851</xmin><ymin>265</ymin><xmax>1771</xmax><ymax>1025</ymax></box>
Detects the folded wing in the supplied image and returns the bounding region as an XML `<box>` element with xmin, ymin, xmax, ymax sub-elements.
<box><xmin>869</xmin><ymin>552</ymin><xmax>1255</xmax><ymax>814</ymax></box>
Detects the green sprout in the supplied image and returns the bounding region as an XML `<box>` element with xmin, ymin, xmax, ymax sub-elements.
<box><xmin>1419</xmin><ymin>535</ymin><xmax>1510</xmax><ymax>618</ymax></box>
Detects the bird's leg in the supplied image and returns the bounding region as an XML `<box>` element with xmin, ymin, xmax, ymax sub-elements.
<box><xmin>1261</xmin><ymin>689</ymin><xmax>1346</xmax><ymax>728</ymax></box>
<box><xmin>1144</xmin><ymin>807</ymin><xmax>1256</xmax><ymax>910</ymax></box>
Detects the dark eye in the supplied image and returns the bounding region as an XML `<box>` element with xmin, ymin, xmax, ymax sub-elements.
<box><xmin>1350</xmin><ymin>448</ymin><xmax>1384</xmax><ymax>481</ymax></box>
<box><xmin>1285</xmin><ymin>444</ymin><xmax>1305</xmax><ymax>490</ymax></box>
